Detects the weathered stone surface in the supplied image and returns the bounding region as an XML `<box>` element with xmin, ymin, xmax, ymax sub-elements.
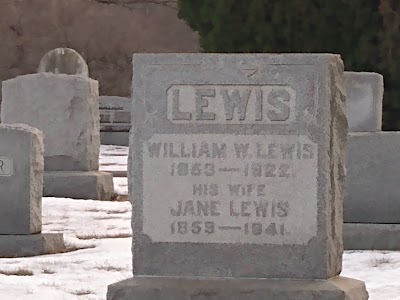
<box><xmin>128</xmin><ymin>53</ymin><xmax>347</xmax><ymax>279</ymax></box>
<box><xmin>344</xmin><ymin>223</ymin><xmax>400</xmax><ymax>250</ymax></box>
<box><xmin>38</xmin><ymin>48</ymin><xmax>89</xmax><ymax>77</ymax></box>
<box><xmin>0</xmin><ymin>233</ymin><xmax>65</xmax><ymax>257</ymax></box>
<box><xmin>344</xmin><ymin>132</ymin><xmax>400</xmax><ymax>223</ymax></box>
<box><xmin>107</xmin><ymin>276</ymin><xmax>368</xmax><ymax>300</ymax></box>
<box><xmin>344</xmin><ymin>72</ymin><xmax>383</xmax><ymax>132</ymax></box>
<box><xmin>44</xmin><ymin>171</ymin><xmax>114</xmax><ymax>200</ymax></box>
<box><xmin>1</xmin><ymin>73</ymin><xmax>100</xmax><ymax>172</ymax></box>
<box><xmin>0</xmin><ymin>124</ymin><xmax>43</xmax><ymax>234</ymax></box>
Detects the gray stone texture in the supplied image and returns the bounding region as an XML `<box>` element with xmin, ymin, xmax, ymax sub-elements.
<box><xmin>0</xmin><ymin>233</ymin><xmax>65</xmax><ymax>257</ymax></box>
<box><xmin>100</xmin><ymin>132</ymin><xmax>129</xmax><ymax>146</ymax></box>
<box><xmin>344</xmin><ymin>132</ymin><xmax>400</xmax><ymax>223</ymax></box>
<box><xmin>0</xmin><ymin>124</ymin><xmax>44</xmax><ymax>234</ymax></box>
<box><xmin>344</xmin><ymin>223</ymin><xmax>400</xmax><ymax>250</ymax></box>
<box><xmin>44</xmin><ymin>171</ymin><xmax>114</xmax><ymax>200</ymax></box>
<box><xmin>1</xmin><ymin>73</ymin><xmax>100</xmax><ymax>172</ymax></box>
<box><xmin>344</xmin><ymin>72</ymin><xmax>383</xmax><ymax>132</ymax></box>
<box><xmin>107</xmin><ymin>276</ymin><xmax>368</xmax><ymax>300</ymax></box>
<box><xmin>38</xmin><ymin>48</ymin><xmax>89</xmax><ymax>77</ymax></box>
<box><xmin>129</xmin><ymin>54</ymin><xmax>347</xmax><ymax>280</ymax></box>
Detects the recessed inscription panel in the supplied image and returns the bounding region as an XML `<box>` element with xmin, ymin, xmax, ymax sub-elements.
<box><xmin>0</xmin><ymin>157</ymin><xmax>13</xmax><ymax>176</ymax></box>
<box><xmin>167</xmin><ymin>85</ymin><xmax>296</xmax><ymax>124</ymax></box>
<box><xmin>143</xmin><ymin>134</ymin><xmax>317</xmax><ymax>245</ymax></box>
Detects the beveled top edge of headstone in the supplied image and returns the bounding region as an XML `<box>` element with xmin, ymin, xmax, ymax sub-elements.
<box><xmin>0</xmin><ymin>123</ymin><xmax>43</xmax><ymax>137</ymax></box>
<box><xmin>2</xmin><ymin>72</ymin><xmax>97</xmax><ymax>84</ymax></box>
<box><xmin>99</xmin><ymin>96</ymin><xmax>131</xmax><ymax>101</ymax></box>
<box><xmin>132</xmin><ymin>52</ymin><xmax>341</xmax><ymax>62</ymax></box>
<box><xmin>344</xmin><ymin>71</ymin><xmax>384</xmax><ymax>80</ymax></box>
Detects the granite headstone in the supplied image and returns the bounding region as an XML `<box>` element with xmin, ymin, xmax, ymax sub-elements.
<box><xmin>107</xmin><ymin>54</ymin><xmax>368</xmax><ymax>299</ymax></box>
<box><xmin>1</xmin><ymin>48</ymin><xmax>114</xmax><ymax>200</ymax></box>
<box><xmin>0</xmin><ymin>123</ymin><xmax>64</xmax><ymax>257</ymax></box>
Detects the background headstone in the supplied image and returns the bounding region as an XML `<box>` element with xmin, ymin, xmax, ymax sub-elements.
<box><xmin>99</xmin><ymin>96</ymin><xmax>131</xmax><ymax>146</ymax></box>
<box><xmin>343</xmin><ymin>71</ymin><xmax>400</xmax><ymax>250</ymax></box>
<box><xmin>107</xmin><ymin>54</ymin><xmax>368</xmax><ymax>299</ymax></box>
<box><xmin>0</xmin><ymin>123</ymin><xmax>64</xmax><ymax>257</ymax></box>
<box><xmin>2</xmin><ymin>73</ymin><xmax>100</xmax><ymax>171</ymax></box>
<box><xmin>344</xmin><ymin>72</ymin><xmax>383</xmax><ymax>132</ymax></box>
<box><xmin>1</xmin><ymin>48</ymin><xmax>114</xmax><ymax>200</ymax></box>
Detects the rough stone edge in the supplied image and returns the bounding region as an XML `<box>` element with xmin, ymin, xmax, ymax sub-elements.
<box><xmin>28</xmin><ymin>124</ymin><xmax>44</xmax><ymax>234</ymax></box>
<box><xmin>106</xmin><ymin>276</ymin><xmax>368</xmax><ymax>300</ymax></box>
<box><xmin>344</xmin><ymin>223</ymin><xmax>400</xmax><ymax>250</ymax></box>
<box><xmin>327</xmin><ymin>55</ymin><xmax>347</xmax><ymax>278</ymax></box>
<box><xmin>43</xmin><ymin>171</ymin><xmax>114</xmax><ymax>200</ymax></box>
<box><xmin>0</xmin><ymin>233</ymin><xmax>65</xmax><ymax>258</ymax></box>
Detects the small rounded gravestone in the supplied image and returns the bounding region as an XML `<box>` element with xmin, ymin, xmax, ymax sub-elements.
<box><xmin>38</xmin><ymin>48</ymin><xmax>89</xmax><ymax>77</ymax></box>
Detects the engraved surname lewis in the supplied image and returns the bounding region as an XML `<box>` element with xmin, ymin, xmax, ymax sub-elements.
<box><xmin>167</xmin><ymin>85</ymin><xmax>296</xmax><ymax>124</ymax></box>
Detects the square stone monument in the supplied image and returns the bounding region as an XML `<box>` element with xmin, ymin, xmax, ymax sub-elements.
<box><xmin>0</xmin><ymin>124</ymin><xmax>64</xmax><ymax>257</ymax></box>
<box><xmin>1</xmin><ymin>48</ymin><xmax>114</xmax><ymax>200</ymax></box>
<box><xmin>107</xmin><ymin>54</ymin><xmax>368</xmax><ymax>299</ymax></box>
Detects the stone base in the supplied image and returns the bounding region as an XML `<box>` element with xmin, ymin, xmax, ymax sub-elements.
<box><xmin>107</xmin><ymin>276</ymin><xmax>368</xmax><ymax>300</ymax></box>
<box><xmin>0</xmin><ymin>233</ymin><xmax>65</xmax><ymax>258</ymax></box>
<box><xmin>101</xmin><ymin>132</ymin><xmax>129</xmax><ymax>146</ymax></box>
<box><xmin>344</xmin><ymin>223</ymin><xmax>400</xmax><ymax>250</ymax></box>
<box><xmin>345</xmin><ymin>132</ymin><xmax>400</xmax><ymax>223</ymax></box>
<box><xmin>44</xmin><ymin>171</ymin><xmax>114</xmax><ymax>200</ymax></box>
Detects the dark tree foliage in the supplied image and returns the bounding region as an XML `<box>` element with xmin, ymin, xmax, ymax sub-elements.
<box><xmin>178</xmin><ymin>0</ymin><xmax>400</xmax><ymax>130</ymax></box>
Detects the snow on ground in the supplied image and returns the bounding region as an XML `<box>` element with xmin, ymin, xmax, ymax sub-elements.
<box><xmin>0</xmin><ymin>145</ymin><xmax>399</xmax><ymax>299</ymax></box>
<box><xmin>342</xmin><ymin>250</ymin><xmax>400</xmax><ymax>299</ymax></box>
<box><xmin>0</xmin><ymin>198</ymin><xmax>132</xmax><ymax>300</ymax></box>
<box><xmin>100</xmin><ymin>145</ymin><xmax>128</xmax><ymax>195</ymax></box>
<box><xmin>99</xmin><ymin>145</ymin><xmax>128</xmax><ymax>173</ymax></box>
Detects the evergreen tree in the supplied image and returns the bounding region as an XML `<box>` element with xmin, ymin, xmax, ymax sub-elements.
<box><xmin>178</xmin><ymin>0</ymin><xmax>399</xmax><ymax>130</ymax></box>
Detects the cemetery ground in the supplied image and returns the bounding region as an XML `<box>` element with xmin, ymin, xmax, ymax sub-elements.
<box><xmin>0</xmin><ymin>145</ymin><xmax>397</xmax><ymax>300</ymax></box>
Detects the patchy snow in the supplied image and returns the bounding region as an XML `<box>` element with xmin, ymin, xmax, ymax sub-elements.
<box><xmin>0</xmin><ymin>198</ymin><xmax>132</xmax><ymax>300</ymax></box>
<box><xmin>112</xmin><ymin>177</ymin><xmax>128</xmax><ymax>196</ymax></box>
<box><xmin>99</xmin><ymin>145</ymin><xmax>128</xmax><ymax>172</ymax></box>
<box><xmin>0</xmin><ymin>145</ymin><xmax>399</xmax><ymax>299</ymax></box>
<box><xmin>342</xmin><ymin>250</ymin><xmax>400</xmax><ymax>299</ymax></box>
<box><xmin>100</xmin><ymin>145</ymin><xmax>128</xmax><ymax>195</ymax></box>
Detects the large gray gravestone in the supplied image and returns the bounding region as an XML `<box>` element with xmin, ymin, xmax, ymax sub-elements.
<box><xmin>1</xmin><ymin>48</ymin><xmax>114</xmax><ymax>200</ymax></box>
<box><xmin>99</xmin><ymin>96</ymin><xmax>131</xmax><ymax>146</ymax></box>
<box><xmin>344</xmin><ymin>72</ymin><xmax>383</xmax><ymax>132</ymax></box>
<box><xmin>0</xmin><ymin>124</ymin><xmax>64</xmax><ymax>257</ymax></box>
<box><xmin>107</xmin><ymin>54</ymin><xmax>368</xmax><ymax>299</ymax></box>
